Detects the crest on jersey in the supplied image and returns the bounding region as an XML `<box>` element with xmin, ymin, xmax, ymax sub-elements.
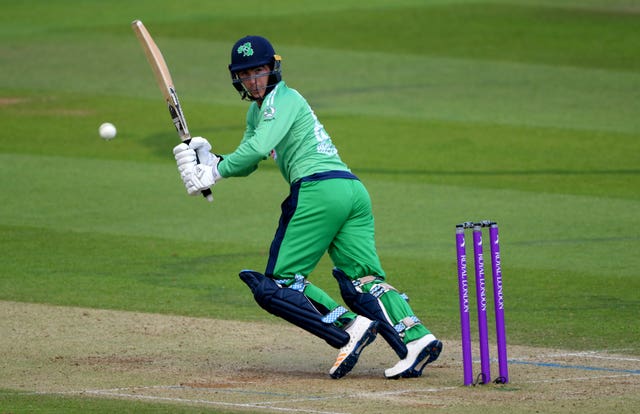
<box><xmin>263</xmin><ymin>105</ymin><xmax>276</xmax><ymax>120</ymax></box>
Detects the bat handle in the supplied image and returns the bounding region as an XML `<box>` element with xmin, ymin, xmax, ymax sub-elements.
<box><xmin>184</xmin><ymin>137</ymin><xmax>214</xmax><ymax>203</ymax></box>
<box><xmin>202</xmin><ymin>188</ymin><xmax>214</xmax><ymax>202</ymax></box>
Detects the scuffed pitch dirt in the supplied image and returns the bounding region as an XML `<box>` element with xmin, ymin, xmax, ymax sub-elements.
<box><xmin>1</xmin><ymin>301</ymin><xmax>638</xmax><ymax>414</ymax></box>
<box><xmin>0</xmin><ymin>97</ymin><xmax>29</xmax><ymax>107</ymax></box>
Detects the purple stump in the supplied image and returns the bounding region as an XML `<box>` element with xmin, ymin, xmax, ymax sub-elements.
<box><xmin>456</xmin><ymin>225</ymin><xmax>473</xmax><ymax>386</ymax></box>
<box><xmin>490</xmin><ymin>222</ymin><xmax>509</xmax><ymax>383</ymax></box>
<box><xmin>473</xmin><ymin>223</ymin><xmax>491</xmax><ymax>384</ymax></box>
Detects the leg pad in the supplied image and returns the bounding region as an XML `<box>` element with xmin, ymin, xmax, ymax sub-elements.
<box><xmin>239</xmin><ymin>270</ymin><xmax>349</xmax><ymax>349</ymax></box>
<box><xmin>333</xmin><ymin>268</ymin><xmax>408</xmax><ymax>359</ymax></box>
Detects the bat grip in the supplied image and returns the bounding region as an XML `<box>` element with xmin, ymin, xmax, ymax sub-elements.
<box><xmin>202</xmin><ymin>188</ymin><xmax>214</xmax><ymax>202</ymax></box>
<box><xmin>184</xmin><ymin>138</ymin><xmax>214</xmax><ymax>203</ymax></box>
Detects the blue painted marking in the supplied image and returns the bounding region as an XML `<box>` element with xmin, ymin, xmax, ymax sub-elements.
<box><xmin>509</xmin><ymin>359</ymin><xmax>640</xmax><ymax>375</ymax></box>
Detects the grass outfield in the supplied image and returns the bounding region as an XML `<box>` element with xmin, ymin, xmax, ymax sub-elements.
<box><xmin>1</xmin><ymin>0</ymin><xmax>639</xmax><ymax>412</ymax></box>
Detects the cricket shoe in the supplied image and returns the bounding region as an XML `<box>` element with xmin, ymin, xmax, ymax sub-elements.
<box><xmin>329</xmin><ymin>316</ymin><xmax>378</xmax><ymax>379</ymax></box>
<box><xmin>384</xmin><ymin>334</ymin><xmax>442</xmax><ymax>379</ymax></box>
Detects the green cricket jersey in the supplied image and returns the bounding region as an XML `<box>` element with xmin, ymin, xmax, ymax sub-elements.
<box><xmin>218</xmin><ymin>81</ymin><xmax>350</xmax><ymax>183</ymax></box>
<box><xmin>217</xmin><ymin>80</ymin><xmax>431</xmax><ymax>344</ymax></box>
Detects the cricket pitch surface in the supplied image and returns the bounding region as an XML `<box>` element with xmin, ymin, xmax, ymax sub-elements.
<box><xmin>1</xmin><ymin>301</ymin><xmax>638</xmax><ymax>413</ymax></box>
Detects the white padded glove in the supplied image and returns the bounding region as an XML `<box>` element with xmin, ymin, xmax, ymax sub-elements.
<box><xmin>173</xmin><ymin>142</ymin><xmax>197</xmax><ymax>175</ymax></box>
<box><xmin>188</xmin><ymin>136</ymin><xmax>218</xmax><ymax>167</ymax></box>
<box><xmin>182</xmin><ymin>161</ymin><xmax>222</xmax><ymax>196</ymax></box>
<box><xmin>173</xmin><ymin>142</ymin><xmax>221</xmax><ymax>196</ymax></box>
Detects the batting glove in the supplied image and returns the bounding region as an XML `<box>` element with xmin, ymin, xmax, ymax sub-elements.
<box><xmin>173</xmin><ymin>142</ymin><xmax>197</xmax><ymax>174</ymax></box>
<box><xmin>183</xmin><ymin>161</ymin><xmax>222</xmax><ymax>196</ymax></box>
<box><xmin>188</xmin><ymin>136</ymin><xmax>218</xmax><ymax>167</ymax></box>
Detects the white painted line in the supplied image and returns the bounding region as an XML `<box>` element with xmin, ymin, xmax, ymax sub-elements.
<box><xmin>355</xmin><ymin>386</ymin><xmax>458</xmax><ymax>397</ymax></box>
<box><xmin>84</xmin><ymin>389</ymin><xmax>349</xmax><ymax>414</ymax></box>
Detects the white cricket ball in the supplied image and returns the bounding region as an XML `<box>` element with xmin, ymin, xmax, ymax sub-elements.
<box><xmin>99</xmin><ymin>122</ymin><xmax>117</xmax><ymax>140</ymax></box>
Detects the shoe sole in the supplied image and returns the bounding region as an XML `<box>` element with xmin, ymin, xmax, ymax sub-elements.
<box><xmin>386</xmin><ymin>339</ymin><xmax>443</xmax><ymax>380</ymax></box>
<box><xmin>329</xmin><ymin>321</ymin><xmax>378</xmax><ymax>379</ymax></box>
<box><xmin>400</xmin><ymin>339</ymin><xmax>443</xmax><ymax>378</ymax></box>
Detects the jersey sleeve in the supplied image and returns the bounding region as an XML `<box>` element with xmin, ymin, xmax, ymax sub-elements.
<box><xmin>218</xmin><ymin>109</ymin><xmax>261</xmax><ymax>177</ymax></box>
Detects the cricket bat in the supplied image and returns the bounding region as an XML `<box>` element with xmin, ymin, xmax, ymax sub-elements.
<box><xmin>131</xmin><ymin>19</ymin><xmax>213</xmax><ymax>202</ymax></box>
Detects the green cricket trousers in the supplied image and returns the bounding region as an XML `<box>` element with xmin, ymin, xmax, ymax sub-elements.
<box><xmin>265</xmin><ymin>171</ymin><xmax>429</xmax><ymax>342</ymax></box>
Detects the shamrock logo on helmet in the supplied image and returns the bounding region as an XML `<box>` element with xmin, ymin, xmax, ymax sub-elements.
<box><xmin>237</xmin><ymin>42</ymin><xmax>254</xmax><ymax>57</ymax></box>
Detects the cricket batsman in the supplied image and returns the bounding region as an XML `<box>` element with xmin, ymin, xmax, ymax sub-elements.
<box><xmin>173</xmin><ymin>35</ymin><xmax>442</xmax><ymax>379</ymax></box>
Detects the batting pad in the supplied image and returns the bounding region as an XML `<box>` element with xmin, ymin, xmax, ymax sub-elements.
<box><xmin>239</xmin><ymin>270</ymin><xmax>350</xmax><ymax>349</ymax></box>
<box><xmin>333</xmin><ymin>268</ymin><xmax>408</xmax><ymax>359</ymax></box>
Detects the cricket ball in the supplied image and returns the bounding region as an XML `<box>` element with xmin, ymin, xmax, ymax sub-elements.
<box><xmin>99</xmin><ymin>122</ymin><xmax>117</xmax><ymax>140</ymax></box>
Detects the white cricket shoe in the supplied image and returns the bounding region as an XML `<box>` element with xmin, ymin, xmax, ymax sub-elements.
<box><xmin>384</xmin><ymin>334</ymin><xmax>442</xmax><ymax>379</ymax></box>
<box><xmin>329</xmin><ymin>316</ymin><xmax>378</xmax><ymax>379</ymax></box>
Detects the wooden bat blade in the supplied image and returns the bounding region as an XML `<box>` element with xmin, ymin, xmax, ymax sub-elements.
<box><xmin>132</xmin><ymin>19</ymin><xmax>213</xmax><ymax>202</ymax></box>
<box><xmin>131</xmin><ymin>20</ymin><xmax>173</xmax><ymax>100</ymax></box>
<box><xmin>131</xmin><ymin>19</ymin><xmax>190</xmax><ymax>141</ymax></box>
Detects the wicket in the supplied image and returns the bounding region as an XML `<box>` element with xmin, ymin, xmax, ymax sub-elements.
<box><xmin>456</xmin><ymin>220</ymin><xmax>508</xmax><ymax>385</ymax></box>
